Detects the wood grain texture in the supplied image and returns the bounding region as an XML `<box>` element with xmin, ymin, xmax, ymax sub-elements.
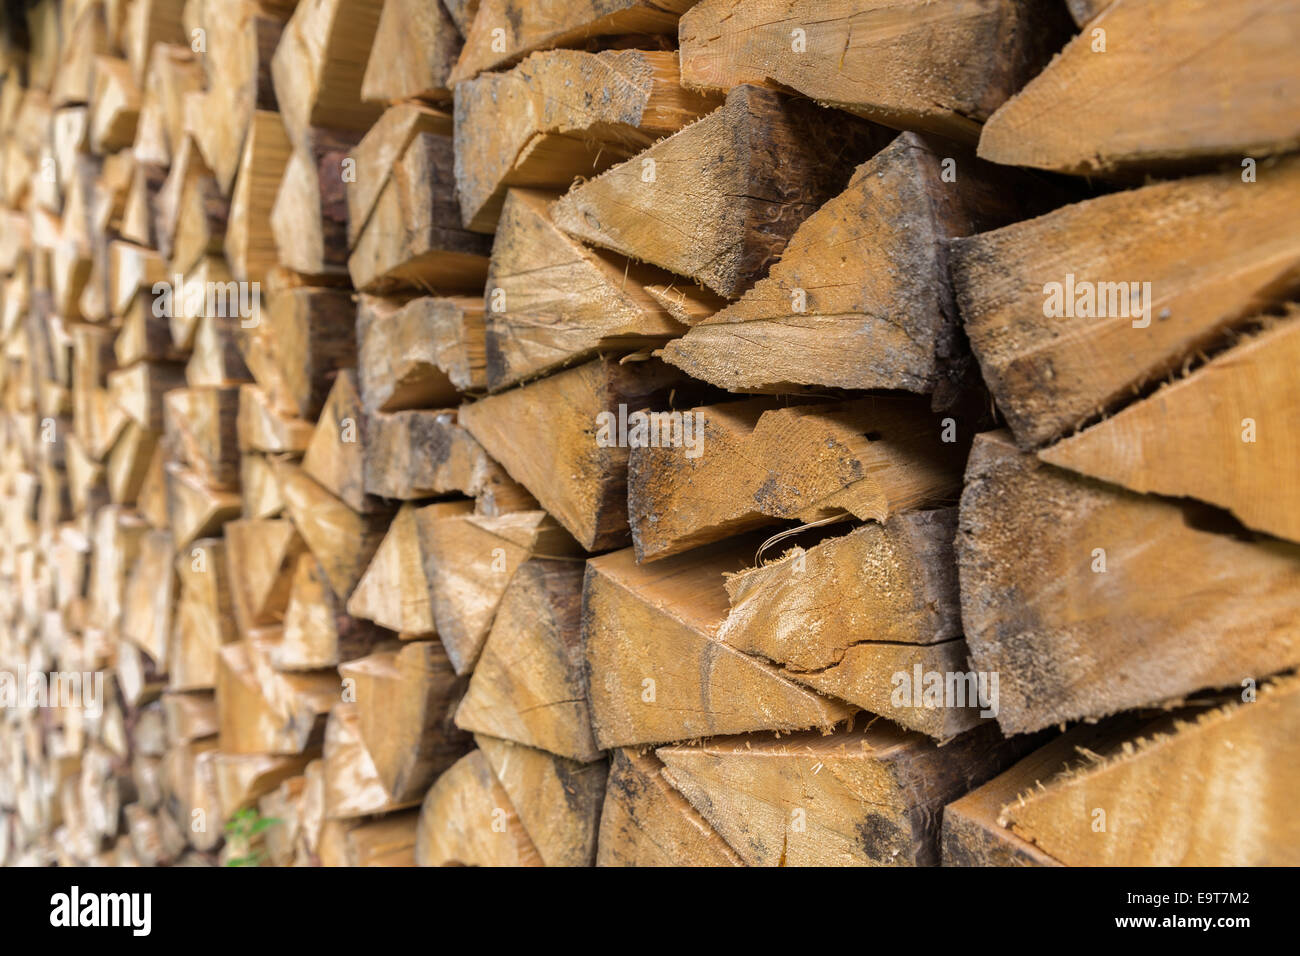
<box><xmin>957</xmin><ymin>431</ymin><xmax>1300</xmax><ymax>734</ymax></box>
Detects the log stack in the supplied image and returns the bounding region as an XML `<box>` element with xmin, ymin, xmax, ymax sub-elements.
<box><xmin>0</xmin><ymin>0</ymin><xmax>1296</xmax><ymax>867</ymax></box>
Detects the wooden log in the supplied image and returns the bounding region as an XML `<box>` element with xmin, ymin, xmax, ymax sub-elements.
<box><xmin>167</xmin><ymin>142</ymin><xmax>229</xmax><ymax>277</ymax></box>
<box><xmin>165</xmin><ymin>463</ymin><xmax>241</xmax><ymax>548</ymax></box>
<box><xmin>347</xmin><ymin>129</ymin><xmax>493</xmax><ymax>293</ymax></box>
<box><xmin>88</xmin><ymin>56</ymin><xmax>140</xmax><ymax>153</ymax></box>
<box><xmin>346</xmin><ymin>501</ymin><xmax>474</xmax><ymax>637</ymax></box>
<box><xmin>952</xmin><ymin>158</ymin><xmax>1300</xmax><ymax>449</ymax></box>
<box><xmin>994</xmin><ymin>676</ymin><xmax>1300</xmax><ymax>866</ymax></box>
<box><xmin>301</xmin><ymin>369</ymin><xmax>386</xmax><ymax>514</ymax></box>
<box><xmin>360</xmin><ymin>0</ymin><xmax>462</xmax><ymax>104</ymax></box>
<box><xmin>453</xmin><ymin>50</ymin><xmax>721</xmax><ymax>233</ymax></box>
<box><xmin>162</xmin><ymin>689</ymin><xmax>220</xmax><ymax>744</ymax></box>
<box><xmin>191</xmin><ymin>7</ymin><xmax>285</xmax><ymax>194</ymax></box>
<box><xmin>240</xmin><ymin>452</ymin><xmax>284</xmax><ymax>520</ymax></box>
<box><xmin>121</xmin><ymin>528</ymin><xmax>176</xmax><ymax>668</ymax></box>
<box><xmin>321</xmin><ymin>704</ymin><xmax>418</xmax><ymax>819</ymax></box>
<box><xmin>223</xmin><ymin>518</ymin><xmax>306</xmax><ymax>637</ymax></box>
<box><xmin>657</xmin><ymin>722</ymin><xmax>1024</xmax><ymax>867</ymax></box>
<box><xmin>942</xmin><ymin>721</ymin><xmax>1145</xmax><ymax>867</ymax></box>
<box><xmin>278</xmin><ymin>553</ymin><xmax>386</xmax><ymax>671</ymax></box>
<box><xmin>414</xmin><ymin>749</ymin><xmax>542</xmax><ymax>866</ymax></box>
<box><xmin>186</xmin><ymin>314</ymin><xmax>254</xmax><ymax>388</ymax></box>
<box><xmin>361</xmin><ymin>408</ymin><xmax>507</xmax><ymax>502</ymax></box>
<box><xmin>449</xmin><ymin>0</ymin><xmax>692</xmax><ymax>84</ymax></box>
<box><xmin>124</xmin><ymin>0</ymin><xmax>187</xmax><ymax>84</ymax></box>
<box><xmin>270</xmin><ymin>126</ymin><xmax>360</xmax><ymax>276</ymax></box>
<box><xmin>269</xmin><ymin>0</ymin><xmax>384</xmax><ymax>145</ymax></box>
<box><xmin>660</xmin><ymin>134</ymin><xmax>1070</xmax><ymax>402</ymax></box>
<box><xmin>169</xmin><ymin>539</ymin><xmax>237</xmax><ymax>691</ymax></box>
<box><xmin>1040</xmin><ymin>313</ymin><xmax>1300</xmax><ymax>545</ymax></box>
<box><xmin>273</xmin><ymin>459</ymin><xmax>393</xmax><ymax>602</ymax></box>
<box><xmin>420</xmin><ymin>510</ymin><xmax>581</xmax><ymax>674</ymax></box>
<box><xmin>629</xmin><ymin>396</ymin><xmax>966</xmax><ymax>562</ymax></box>
<box><xmin>678</xmin><ymin>0</ymin><xmax>1070</xmax><ymax>141</ymax></box>
<box><xmin>328</xmin><ymin>811</ymin><xmax>420</xmax><ymax>866</ymax></box>
<box><xmin>212</xmin><ymin>752</ymin><xmax>313</xmax><ymax>820</ymax></box>
<box><xmin>132</xmin><ymin>44</ymin><xmax>201</xmax><ymax>168</ymax></box>
<box><xmin>455</xmin><ymin>559</ymin><xmax>600</xmax><ymax>762</ymax></box>
<box><xmin>339</xmin><ymin>641</ymin><xmax>471</xmax><ymax>803</ymax></box>
<box><xmin>552</xmin><ymin>84</ymin><xmax>891</xmax><ymax>298</ymax></box>
<box><xmin>217</xmin><ymin>634</ymin><xmax>336</xmax><ymax>755</ymax></box>
<box><xmin>52</xmin><ymin>4</ymin><xmax>108</xmax><ymax>108</ymax></box>
<box><xmin>717</xmin><ymin>511</ymin><xmax>979</xmax><ymax>738</ymax></box>
<box><xmin>356</xmin><ymin>293</ymin><xmax>475</xmax><ymax>411</ymax></box>
<box><xmin>238</xmin><ymin>286</ymin><xmax>354</xmax><ymax>421</ymax></box>
<box><xmin>979</xmin><ymin>0</ymin><xmax>1300</xmax><ymax>176</ymax></box>
<box><xmin>956</xmin><ymin>431</ymin><xmax>1300</xmax><ymax>734</ymax></box>
<box><xmin>583</xmin><ymin>540</ymin><xmax>853</xmax><ymax>749</ymax></box>
<box><xmin>475</xmin><ymin>733</ymin><xmax>606</xmax><ymax>868</ymax></box>
<box><xmin>459</xmin><ymin>356</ymin><xmax>686</xmax><ymax>551</ymax></box>
<box><xmin>596</xmin><ymin>748</ymin><xmax>744</xmax><ymax>867</ymax></box>
<box><xmin>225</xmin><ymin>109</ymin><xmax>291</xmax><ymax>284</ymax></box>
<box><xmin>483</xmin><ymin>188</ymin><xmax>684</xmax><ymax>389</ymax></box>
<box><xmin>346</xmin><ymin>104</ymin><xmax>452</xmax><ymax>249</ymax></box>
<box><xmin>163</xmin><ymin>385</ymin><xmax>241</xmax><ymax>490</ymax></box>
<box><xmin>236</xmin><ymin>384</ymin><xmax>314</xmax><ymax>455</ymax></box>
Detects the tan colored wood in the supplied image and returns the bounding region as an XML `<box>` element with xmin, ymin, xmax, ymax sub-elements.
<box><xmin>450</xmin><ymin>0</ymin><xmax>691</xmax><ymax>84</ymax></box>
<box><xmin>223</xmin><ymin>518</ymin><xmax>306</xmax><ymax>637</ymax></box>
<box><xmin>597</xmin><ymin>748</ymin><xmax>744</xmax><ymax>867</ymax></box>
<box><xmin>347</xmin><ymin>130</ymin><xmax>492</xmax><ymax>293</ymax></box>
<box><xmin>661</xmin><ymin>134</ymin><xmax>1068</xmax><ymax>402</ymax></box>
<box><xmin>421</xmin><ymin>510</ymin><xmax>581</xmax><ymax>674</ymax></box>
<box><xmin>957</xmin><ymin>431</ymin><xmax>1300</xmax><ymax>734</ymax></box>
<box><xmin>679</xmin><ymin>0</ymin><xmax>1069</xmax><ymax>141</ymax></box>
<box><xmin>278</xmin><ymin>553</ymin><xmax>385</xmax><ymax>671</ymax></box>
<box><xmin>322</xmin><ymin>704</ymin><xmax>418</xmax><ymax>819</ymax></box>
<box><xmin>225</xmin><ymin>109</ymin><xmax>291</xmax><ymax>284</ymax></box>
<box><xmin>998</xmin><ymin>676</ymin><xmax>1300</xmax><ymax>866</ymax></box>
<box><xmin>630</xmin><ymin>396</ymin><xmax>965</xmax><ymax>562</ymax></box>
<box><xmin>454</xmin><ymin>51</ymin><xmax>721</xmax><ymax>232</ymax></box>
<box><xmin>356</xmin><ymin>293</ymin><xmax>473</xmax><ymax>410</ymax></box>
<box><xmin>657</xmin><ymin>722</ymin><xmax>1024</xmax><ymax>866</ymax></box>
<box><xmin>346</xmin><ymin>104</ymin><xmax>453</xmax><ymax>249</ymax></box>
<box><xmin>414</xmin><ymin>749</ymin><xmax>542</xmax><ymax>866</ymax></box>
<box><xmin>301</xmin><ymin>369</ymin><xmax>386</xmax><ymax>514</ymax></box>
<box><xmin>980</xmin><ymin>0</ymin><xmax>1300</xmax><ymax>175</ymax></box>
<box><xmin>476</xmin><ymin>733</ymin><xmax>606</xmax><ymax>868</ymax></box>
<box><xmin>459</xmin><ymin>356</ymin><xmax>684</xmax><ymax>551</ymax></box>
<box><xmin>269</xmin><ymin>0</ymin><xmax>384</xmax><ymax>145</ymax></box>
<box><xmin>340</xmin><ymin>642</ymin><xmax>470</xmax><ymax>803</ymax></box>
<box><xmin>553</xmin><ymin>85</ymin><xmax>890</xmax><ymax>299</ymax></box>
<box><xmin>361</xmin><ymin>0</ymin><xmax>461</xmax><ymax>104</ymax></box>
<box><xmin>583</xmin><ymin>541</ymin><xmax>853</xmax><ymax>749</ymax></box>
<box><xmin>718</xmin><ymin>511</ymin><xmax>979</xmax><ymax>738</ymax></box>
<box><xmin>952</xmin><ymin>158</ymin><xmax>1300</xmax><ymax>448</ymax></box>
<box><xmin>455</xmin><ymin>559</ymin><xmax>600</xmax><ymax>762</ymax></box>
<box><xmin>270</xmin><ymin>126</ymin><xmax>360</xmax><ymax>276</ymax></box>
<box><xmin>484</xmin><ymin>188</ymin><xmax>684</xmax><ymax>389</ymax></box>
<box><xmin>346</xmin><ymin>501</ymin><xmax>473</xmax><ymax>636</ymax></box>
<box><xmin>1041</xmin><ymin>314</ymin><xmax>1300</xmax><ymax>544</ymax></box>
<box><xmin>237</xmin><ymin>286</ymin><xmax>354</xmax><ymax>421</ymax></box>
<box><xmin>273</xmin><ymin>459</ymin><xmax>393</xmax><ymax>602</ymax></box>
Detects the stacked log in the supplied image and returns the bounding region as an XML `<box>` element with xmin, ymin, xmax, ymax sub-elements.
<box><xmin>0</xmin><ymin>0</ymin><xmax>1296</xmax><ymax>867</ymax></box>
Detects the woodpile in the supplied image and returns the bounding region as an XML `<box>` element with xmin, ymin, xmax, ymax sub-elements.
<box><xmin>0</xmin><ymin>0</ymin><xmax>1295</xmax><ymax>868</ymax></box>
